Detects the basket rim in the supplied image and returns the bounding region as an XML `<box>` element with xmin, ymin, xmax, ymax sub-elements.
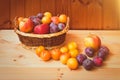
<box><xmin>14</xmin><ymin>17</ymin><xmax>69</xmax><ymax>38</ymax></box>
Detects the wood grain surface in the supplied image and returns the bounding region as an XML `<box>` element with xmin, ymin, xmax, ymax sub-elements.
<box><xmin>0</xmin><ymin>0</ymin><xmax>120</xmax><ymax>30</ymax></box>
<box><xmin>0</xmin><ymin>30</ymin><xmax>120</xmax><ymax>80</ymax></box>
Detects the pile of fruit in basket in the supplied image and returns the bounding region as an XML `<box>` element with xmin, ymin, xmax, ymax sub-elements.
<box><xmin>17</xmin><ymin>12</ymin><xmax>67</xmax><ymax>34</ymax></box>
<box><xmin>35</xmin><ymin>34</ymin><xmax>109</xmax><ymax>70</ymax></box>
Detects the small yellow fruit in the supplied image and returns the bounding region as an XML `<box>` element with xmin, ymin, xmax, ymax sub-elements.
<box><xmin>44</xmin><ymin>12</ymin><xmax>52</xmax><ymax>18</ymax></box>
<box><xmin>69</xmin><ymin>49</ymin><xmax>79</xmax><ymax>58</ymax></box>
<box><xmin>59</xmin><ymin>14</ymin><xmax>67</xmax><ymax>23</ymax></box>
<box><xmin>60</xmin><ymin>46</ymin><xmax>68</xmax><ymax>53</ymax></box>
<box><xmin>67</xmin><ymin>58</ymin><xmax>79</xmax><ymax>70</ymax></box>
<box><xmin>40</xmin><ymin>50</ymin><xmax>51</xmax><ymax>61</ymax></box>
<box><xmin>50</xmin><ymin>48</ymin><xmax>61</xmax><ymax>60</ymax></box>
<box><xmin>68</xmin><ymin>41</ymin><xmax>77</xmax><ymax>50</ymax></box>
<box><xmin>60</xmin><ymin>53</ymin><xmax>70</xmax><ymax>64</ymax></box>
<box><xmin>41</xmin><ymin>16</ymin><xmax>51</xmax><ymax>24</ymax></box>
<box><xmin>35</xmin><ymin>46</ymin><xmax>45</xmax><ymax>57</ymax></box>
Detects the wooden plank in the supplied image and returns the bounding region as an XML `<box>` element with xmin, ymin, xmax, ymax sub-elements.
<box><xmin>16</xmin><ymin>0</ymin><xmax>25</xmax><ymax>17</ymax></box>
<box><xmin>40</xmin><ymin>0</ymin><xmax>55</xmax><ymax>15</ymax></box>
<box><xmin>10</xmin><ymin>0</ymin><xmax>25</xmax><ymax>18</ymax></box>
<box><xmin>55</xmin><ymin>0</ymin><xmax>71</xmax><ymax>27</ymax></box>
<box><xmin>70</xmin><ymin>0</ymin><xmax>88</xmax><ymax>29</ymax></box>
<box><xmin>0</xmin><ymin>67</ymin><xmax>59</xmax><ymax>80</ymax></box>
<box><xmin>25</xmin><ymin>0</ymin><xmax>33</xmax><ymax>17</ymax></box>
<box><xmin>25</xmin><ymin>0</ymin><xmax>41</xmax><ymax>17</ymax></box>
<box><xmin>10</xmin><ymin>0</ymin><xmax>25</xmax><ymax>29</ymax></box>
<box><xmin>61</xmin><ymin>68</ymin><xmax>120</xmax><ymax>80</ymax></box>
<box><xmin>31</xmin><ymin>0</ymin><xmax>41</xmax><ymax>15</ymax></box>
<box><xmin>0</xmin><ymin>30</ymin><xmax>120</xmax><ymax>80</ymax></box>
<box><xmin>103</xmin><ymin>0</ymin><xmax>119</xmax><ymax>30</ymax></box>
<box><xmin>0</xmin><ymin>67</ymin><xmax>120</xmax><ymax>80</ymax></box>
<box><xmin>10</xmin><ymin>0</ymin><xmax>16</xmax><ymax>29</ymax></box>
<box><xmin>55</xmin><ymin>0</ymin><xmax>69</xmax><ymax>15</ymax></box>
<box><xmin>116</xmin><ymin>0</ymin><xmax>120</xmax><ymax>29</ymax></box>
<box><xmin>87</xmin><ymin>0</ymin><xmax>102</xmax><ymax>29</ymax></box>
<box><xmin>1</xmin><ymin>0</ymin><xmax>120</xmax><ymax>30</ymax></box>
<box><xmin>0</xmin><ymin>0</ymin><xmax>10</xmax><ymax>29</ymax></box>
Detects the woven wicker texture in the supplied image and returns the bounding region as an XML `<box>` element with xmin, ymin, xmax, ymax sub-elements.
<box><xmin>14</xmin><ymin>17</ymin><xmax>69</xmax><ymax>47</ymax></box>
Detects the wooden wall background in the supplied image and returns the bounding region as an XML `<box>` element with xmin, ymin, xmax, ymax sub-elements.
<box><xmin>0</xmin><ymin>0</ymin><xmax>120</xmax><ymax>30</ymax></box>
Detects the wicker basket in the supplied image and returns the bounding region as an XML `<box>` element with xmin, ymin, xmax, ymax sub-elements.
<box><xmin>14</xmin><ymin>17</ymin><xmax>69</xmax><ymax>48</ymax></box>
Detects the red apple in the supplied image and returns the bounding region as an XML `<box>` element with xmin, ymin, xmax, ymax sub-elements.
<box><xmin>51</xmin><ymin>16</ymin><xmax>59</xmax><ymax>24</ymax></box>
<box><xmin>34</xmin><ymin>24</ymin><xmax>50</xmax><ymax>34</ymax></box>
<box><xmin>19</xmin><ymin>18</ymin><xmax>34</xmax><ymax>33</ymax></box>
<box><xmin>84</xmin><ymin>34</ymin><xmax>101</xmax><ymax>51</ymax></box>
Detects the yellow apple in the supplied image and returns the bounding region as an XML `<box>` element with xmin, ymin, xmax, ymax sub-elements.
<box><xmin>84</xmin><ymin>34</ymin><xmax>101</xmax><ymax>51</ymax></box>
<box><xmin>19</xmin><ymin>18</ymin><xmax>34</xmax><ymax>33</ymax></box>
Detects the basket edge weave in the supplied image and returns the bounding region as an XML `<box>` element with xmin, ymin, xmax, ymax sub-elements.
<box><xmin>14</xmin><ymin>17</ymin><xmax>70</xmax><ymax>38</ymax></box>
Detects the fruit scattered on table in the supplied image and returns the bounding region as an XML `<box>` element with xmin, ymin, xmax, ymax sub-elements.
<box><xmin>97</xmin><ymin>51</ymin><xmax>106</xmax><ymax>60</ymax></box>
<box><xmin>84</xmin><ymin>34</ymin><xmax>101</xmax><ymax>51</ymax></box>
<box><xmin>67</xmin><ymin>58</ymin><xmax>79</xmax><ymax>70</ymax></box>
<box><xmin>85</xmin><ymin>47</ymin><xmax>95</xmax><ymax>57</ymax></box>
<box><xmin>93</xmin><ymin>56</ymin><xmax>103</xmax><ymax>67</ymax></box>
<box><xmin>17</xmin><ymin>11</ymin><xmax>110</xmax><ymax>71</ymax></box>
<box><xmin>97</xmin><ymin>46</ymin><xmax>109</xmax><ymax>60</ymax></box>
<box><xmin>76</xmin><ymin>54</ymin><xmax>87</xmax><ymax>65</ymax></box>
<box><xmin>35</xmin><ymin>46</ymin><xmax>45</xmax><ymax>57</ymax></box>
<box><xmin>60</xmin><ymin>46</ymin><xmax>68</xmax><ymax>53</ymax></box>
<box><xmin>60</xmin><ymin>53</ymin><xmax>70</xmax><ymax>64</ymax></box>
<box><xmin>40</xmin><ymin>50</ymin><xmax>51</xmax><ymax>61</ymax></box>
<box><xmin>99</xmin><ymin>46</ymin><xmax>109</xmax><ymax>55</ymax></box>
<box><xmin>50</xmin><ymin>48</ymin><xmax>61</xmax><ymax>60</ymax></box>
<box><xmin>82</xmin><ymin>59</ymin><xmax>94</xmax><ymax>70</ymax></box>
<box><xmin>68</xmin><ymin>41</ymin><xmax>77</xmax><ymax>50</ymax></box>
<box><xmin>34</xmin><ymin>32</ymin><xmax>110</xmax><ymax>70</ymax></box>
<box><xmin>69</xmin><ymin>49</ymin><xmax>79</xmax><ymax>58</ymax></box>
<box><xmin>17</xmin><ymin>12</ymin><xmax>67</xmax><ymax>34</ymax></box>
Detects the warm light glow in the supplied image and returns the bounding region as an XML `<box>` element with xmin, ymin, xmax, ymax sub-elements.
<box><xmin>116</xmin><ymin>0</ymin><xmax>120</xmax><ymax>24</ymax></box>
<box><xmin>118</xmin><ymin>1</ymin><xmax>120</xmax><ymax>10</ymax></box>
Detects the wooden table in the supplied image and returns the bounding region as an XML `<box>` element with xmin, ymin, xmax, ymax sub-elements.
<box><xmin>0</xmin><ymin>30</ymin><xmax>120</xmax><ymax>80</ymax></box>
